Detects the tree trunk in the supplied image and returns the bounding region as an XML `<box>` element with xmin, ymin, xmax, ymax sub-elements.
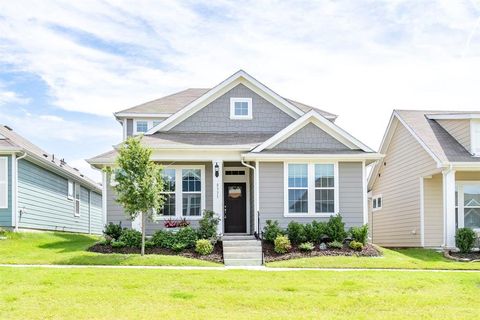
<box><xmin>141</xmin><ymin>211</ymin><xmax>146</xmax><ymax>256</ymax></box>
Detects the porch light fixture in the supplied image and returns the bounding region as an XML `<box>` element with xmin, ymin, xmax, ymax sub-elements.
<box><xmin>215</xmin><ymin>162</ymin><xmax>220</xmax><ymax>178</ymax></box>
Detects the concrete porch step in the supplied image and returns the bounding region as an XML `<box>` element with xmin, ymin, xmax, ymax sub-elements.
<box><xmin>222</xmin><ymin>240</ymin><xmax>261</xmax><ymax>247</ymax></box>
<box><xmin>224</xmin><ymin>252</ymin><xmax>262</xmax><ymax>259</ymax></box>
<box><xmin>222</xmin><ymin>235</ymin><xmax>256</xmax><ymax>241</ymax></box>
<box><xmin>224</xmin><ymin>258</ymin><xmax>263</xmax><ymax>267</ymax></box>
<box><xmin>223</xmin><ymin>246</ymin><xmax>262</xmax><ymax>253</ymax></box>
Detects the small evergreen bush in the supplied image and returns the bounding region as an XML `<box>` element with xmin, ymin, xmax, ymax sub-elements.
<box><xmin>263</xmin><ymin>220</ymin><xmax>283</xmax><ymax>243</ymax></box>
<box><xmin>274</xmin><ymin>235</ymin><xmax>292</xmax><ymax>254</ymax></box>
<box><xmin>104</xmin><ymin>222</ymin><xmax>123</xmax><ymax>241</ymax></box>
<box><xmin>195</xmin><ymin>239</ymin><xmax>214</xmax><ymax>255</ymax></box>
<box><xmin>118</xmin><ymin>229</ymin><xmax>142</xmax><ymax>248</ymax></box>
<box><xmin>111</xmin><ymin>241</ymin><xmax>126</xmax><ymax>248</ymax></box>
<box><xmin>349</xmin><ymin>240</ymin><xmax>364</xmax><ymax>251</ymax></box>
<box><xmin>145</xmin><ymin>241</ymin><xmax>155</xmax><ymax>249</ymax></box>
<box><xmin>298</xmin><ymin>242</ymin><xmax>314</xmax><ymax>252</ymax></box>
<box><xmin>350</xmin><ymin>224</ymin><xmax>369</xmax><ymax>245</ymax></box>
<box><xmin>152</xmin><ymin>230</ymin><xmax>176</xmax><ymax>249</ymax></box>
<box><xmin>286</xmin><ymin>221</ymin><xmax>306</xmax><ymax>245</ymax></box>
<box><xmin>175</xmin><ymin>227</ymin><xmax>198</xmax><ymax>249</ymax></box>
<box><xmin>197</xmin><ymin>210</ymin><xmax>220</xmax><ymax>240</ymax></box>
<box><xmin>327</xmin><ymin>240</ymin><xmax>343</xmax><ymax>249</ymax></box>
<box><xmin>455</xmin><ymin>228</ymin><xmax>476</xmax><ymax>253</ymax></box>
<box><xmin>304</xmin><ymin>221</ymin><xmax>327</xmax><ymax>244</ymax></box>
<box><xmin>326</xmin><ymin>214</ymin><xmax>347</xmax><ymax>242</ymax></box>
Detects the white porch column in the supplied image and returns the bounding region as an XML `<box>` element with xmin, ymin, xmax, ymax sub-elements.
<box><xmin>212</xmin><ymin>160</ymin><xmax>223</xmax><ymax>235</ymax></box>
<box><xmin>442</xmin><ymin>168</ymin><xmax>456</xmax><ymax>248</ymax></box>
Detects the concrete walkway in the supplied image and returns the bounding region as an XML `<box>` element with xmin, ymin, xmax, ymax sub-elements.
<box><xmin>1</xmin><ymin>264</ymin><xmax>479</xmax><ymax>272</ymax></box>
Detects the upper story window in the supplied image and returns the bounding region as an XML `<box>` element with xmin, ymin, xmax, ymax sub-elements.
<box><xmin>230</xmin><ymin>98</ymin><xmax>252</xmax><ymax>120</ymax></box>
<box><xmin>136</xmin><ymin>121</ymin><xmax>148</xmax><ymax>133</ymax></box>
<box><xmin>133</xmin><ymin>119</ymin><xmax>164</xmax><ymax>135</ymax></box>
<box><xmin>372</xmin><ymin>195</ymin><xmax>382</xmax><ymax>211</ymax></box>
<box><xmin>67</xmin><ymin>180</ymin><xmax>74</xmax><ymax>200</ymax></box>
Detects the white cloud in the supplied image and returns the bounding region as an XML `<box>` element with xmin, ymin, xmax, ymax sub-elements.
<box><xmin>0</xmin><ymin>0</ymin><xmax>480</xmax><ymax>149</ymax></box>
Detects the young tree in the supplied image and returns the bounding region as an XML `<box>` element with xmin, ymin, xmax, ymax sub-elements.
<box><xmin>106</xmin><ymin>136</ymin><xmax>164</xmax><ymax>255</ymax></box>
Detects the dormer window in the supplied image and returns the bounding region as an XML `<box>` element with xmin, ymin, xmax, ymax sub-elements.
<box><xmin>136</xmin><ymin>120</ymin><xmax>148</xmax><ymax>133</ymax></box>
<box><xmin>230</xmin><ymin>98</ymin><xmax>252</xmax><ymax>120</ymax></box>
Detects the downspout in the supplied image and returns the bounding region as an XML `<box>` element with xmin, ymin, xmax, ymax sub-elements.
<box><xmin>241</xmin><ymin>157</ymin><xmax>259</xmax><ymax>237</ymax></box>
<box><xmin>14</xmin><ymin>151</ymin><xmax>27</xmax><ymax>232</ymax></box>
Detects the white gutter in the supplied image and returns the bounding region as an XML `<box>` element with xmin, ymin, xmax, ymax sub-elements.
<box><xmin>241</xmin><ymin>157</ymin><xmax>260</xmax><ymax>235</ymax></box>
<box><xmin>14</xmin><ymin>152</ymin><xmax>27</xmax><ymax>231</ymax></box>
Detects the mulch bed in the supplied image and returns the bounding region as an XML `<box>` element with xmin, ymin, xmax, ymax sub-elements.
<box><xmin>445</xmin><ymin>251</ymin><xmax>480</xmax><ymax>262</ymax></box>
<box><xmin>88</xmin><ymin>241</ymin><xmax>224</xmax><ymax>264</ymax></box>
<box><xmin>263</xmin><ymin>241</ymin><xmax>382</xmax><ymax>262</ymax></box>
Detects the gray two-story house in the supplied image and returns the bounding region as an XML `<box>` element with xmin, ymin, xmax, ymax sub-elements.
<box><xmin>88</xmin><ymin>70</ymin><xmax>380</xmax><ymax>239</ymax></box>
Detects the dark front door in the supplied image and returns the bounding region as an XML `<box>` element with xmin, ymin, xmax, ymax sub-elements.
<box><xmin>224</xmin><ymin>183</ymin><xmax>247</xmax><ymax>233</ymax></box>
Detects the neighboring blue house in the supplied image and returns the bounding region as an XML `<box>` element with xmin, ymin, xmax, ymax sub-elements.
<box><xmin>0</xmin><ymin>125</ymin><xmax>103</xmax><ymax>234</ymax></box>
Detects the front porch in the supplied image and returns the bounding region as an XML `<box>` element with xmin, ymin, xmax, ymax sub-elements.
<box><xmin>422</xmin><ymin>170</ymin><xmax>480</xmax><ymax>248</ymax></box>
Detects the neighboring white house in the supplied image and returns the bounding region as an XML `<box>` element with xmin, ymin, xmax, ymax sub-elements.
<box><xmin>368</xmin><ymin>110</ymin><xmax>480</xmax><ymax>248</ymax></box>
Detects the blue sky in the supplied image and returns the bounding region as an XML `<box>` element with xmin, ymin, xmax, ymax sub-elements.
<box><xmin>1</xmin><ymin>0</ymin><xmax>480</xmax><ymax>182</ymax></box>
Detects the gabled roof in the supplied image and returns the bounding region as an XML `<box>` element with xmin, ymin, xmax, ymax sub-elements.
<box><xmin>146</xmin><ymin>70</ymin><xmax>337</xmax><ymax>134</ymax></box>
<box><xmin>115</xmin><ymin>71</ymin><xmax>337</xmax><ymax>123</ymax></box>
<box><xmin>252</xmin><ymin>110</ymin><xmax>375</xmax><ymax>153</ymax></box>
<box><xmin>0</xmin><ymin>125</ymin><xmax>101</xmax><ymax>191</ymax></box>
<box><xmin>368</xmin><ymin>110</ymin><xmax>480</xmax><ymax>190</ymax></box>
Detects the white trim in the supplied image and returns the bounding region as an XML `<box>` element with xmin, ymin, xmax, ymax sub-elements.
<box><xmin>470</xmin><ymin>119</ymin><xmax>480</xmax><ymax>156</ymax></box>
<box><xmin>74</xmin><ymin>182</ymin><xmax>81</xmax><ymax>217</ymax></box>
<box><xmin>146</xmin><ymin>70</ymin><xmax>307</xmax><ymax>134</ymax></box>
<box><xmin>243</xmin><ymin>153</ymin><xmax>382</xmax><ymax>161</ymax></box>
<box><xmin>426</xmin><ymin>113</ymin><xmax>480</xmax><ymax>120</ymax></box>
<box><xmin>133</xmin><ymin>119</ymin><xmax>165</xmax><ymax>135</ymax></box>
<box><xmin>67</xmin><ymin>180</ymin><xmax>74</xmax><ymax>200</ymax></box>
<box><xmin>223</xmin><ymin>166</ymin><xmax>250</xmax><ymax>234</ymax></box>
<box><xmin>254</xmin><ymin>160</ymin><xmax>260</xmax><ymax>233</ymax></box>
<box><xmin>122</xmin><ymin>119</ymin><xmax>127</xmax><ymax>141</ymax></box>
<box><xmin>253</xmin><ymin>110</ymin><xmax>374</xmax><ymax>153</ymax></box>
<box><xmin>102</xmin><ymin>171</ymin><xmax>107</xmax><ymax>226</ymax></box>
<box><xmin>283</xmin><ymin>161</ymin><xmax>339</xmax><ymax>217</ymax></box>
<box><xmin>456</xmin><ymin>180</ymin><xmax>480</xmax><ymax>232</ymax></box>
<box><xmin>212</xmin><ymin>160</ymin><xmax>223</xmax><ymax>234</ymax></box>
<box><xmin>442</xmin><ymin>168</ymin><xmax>456</xmax><ymax>248</ymax></box>
<box><xmin>10</xmin><ymin>154</ymin><xmax>15</xmax><ymax>227</ymax></box>
<box><xmin>362</xmin><ymin>160</ymin><xmax>368</xmax><ymax>225</ymax></box>
<box><xmin>420</xmin><ymin>177</ymin><xmax>425</xmax><ymax>247</ymax></box>
<box><xmin>230</xmin><ymin>98</ymin><xmax>252</xmax><ymax>120</ymax></box>
<box><xmin>115</xmin><ymin>113</ymin><xmax>172</xmax><ymax>118</ymax></box>
<box><xmin>0</xmin><ymin>156</ymin><xmax>8</xmax><ymax>209</ymax></box>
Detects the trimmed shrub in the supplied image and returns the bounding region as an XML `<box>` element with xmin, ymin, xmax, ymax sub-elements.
<box><xmin>172</xmin><ymin>242</ymin><xmax>187</xmax><ymax>252</ymax></box>
<box><xmin>274</xmin><ymin>235</ymin><xmax>292</xmax><ymax>254</ymax></box>
<box><xmin>286</xmin><ymin>221</ymin><xmax>306</xmax><ymax>245</ymax></box>
<box><xmin>326</xmin><ymin>214</ymin><xmax>347</xmax><ymax>243</ymax></box>
<box><xmin>152</xmin><ymin>230</ymin><xmax>176</xmax><ymax>249</ymax></box>
<box><xmin>304</xmin><ymin>221</ymin><xmax>327</xmax><ymax>244</ymax></box>
<box><xmin>298</xmin><ymin>242</ymin><xmax>314</xmax><ymax>252</ymax></box>
<box><xmin>145</xmin><ymin>241</ymin><xmax>155</xmax><ymax>249</ymax></box>
<box><xmin>104</xmin><ymin>222</ymin><xmax>123</xmax><ymax>241</ymax></box>
<box><xmin>195</xmin><ymin>239</ymin><xmax>214</xmax><ymax>255</ymax></box>
<box><xmin>97</xmin><ymin>238</ymin><xmax>110</xmax><ymax>245</ymax></box>
<box><xmin>198</xmin><ymin>210</ymin><xmax>220</xmax><ymax>240</ymax></box>
<box><xmin>175</xmin><ymin>227</ymin><xmax>198</xmax><ymax>249</ymax></box>
<box><xmin>111</xmin><ymin>241</ymin><xmax>126</xmax><ymax>248</ymax></box>
<box><xmin>349</xmin><ymin>240</ymin><xmax>364</xmax><ymax>251</ymax></box>
<box><xmin>456</xmin><ymin>228</ymin><xmax>476</xmax><ymax>253</ymax></box>
<box><xmin>350</xmin><ymin>224</ymin><xmax>369</xmax><ymax>245</ymax></box>
<box><xmin>119</xmin><ymin>229</ymin><xmax>142</xmax><ymax>248</ymax></box>
<box><xmin>263</xmin><ymin>220</ymin><xmax>283</xmax><ymax>243</ymax></box>
<box><xmin>327</xmin><ymin>240</ymin><xmax>343</xmax><ymax>249</ymax></box>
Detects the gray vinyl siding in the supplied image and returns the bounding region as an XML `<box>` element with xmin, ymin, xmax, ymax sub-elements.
<box><xmin>90</xmin><ymin>191</ymin><xmax>103</xmax><ymax>234</ymax></box>
<box><xmin>0</xmin><ymin>155</ymin><xmax>12</xmax><ymax>227</ymax></box>
<box><xmin>17</xmin><ymin>159</ymin><xmax>102</xmax><ymax>234</ymax></box>
<box><xmin>258</xmin><ymin>161</ymin><xmax>364</xmax><ymax>230</ymax></box>
<box><xmin>437</xmin><ymin>119</ymin><xmax>470</xmax><ymax>152</ymax></box>
<box><xmin>272</xmin><ymin>123</ymin><xmax>348</xmax><ymax>151</ymax></box>
<box><xmin>370</xmin><ymin>120</ymin><xmax>438</xmax><ymax>247</ymax></box>
<box><xmin>106</xmin><ymin>162</ymin><xmax>213</xmax><ymax>235</ymax></box>
<box><xmin>126</xmin><ymin>119</ymin><xmax>133</xmax><ymax>137</ymax></box>
<box><xmin>170</xmin><ymin>84</ymin><xmax>295</xmax><ymax>133</ymax></box>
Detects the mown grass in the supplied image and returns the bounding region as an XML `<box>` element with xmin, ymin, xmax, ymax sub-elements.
<box><xmin>0</xmin><ymin>267</ymin><xmax>479</xmax><ymax>319</ymax></box>
<box><xmin>0</xmin><ymin>231</ymin><xmax>219</xmax><ymax>266</ymax></box>
<box><xmin>267</xmin><ymin>246</ymin><xmax>480</xmax><ymax>270</ymax></box>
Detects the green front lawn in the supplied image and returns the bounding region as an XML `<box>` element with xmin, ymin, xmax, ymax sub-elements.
<box><xmin>267</xmin><ymin>246</ymin><xmax>480</xmax><ymax>270</ymax></box>
<box><xmin>0</xmin><ymin>267</ymin><xmax>478</xmax><ymax>319</ymax></box>
<box><xmin>0</xmin><ymin>232</ymin><xmax>219</xmax><ymax>266</ymax></box>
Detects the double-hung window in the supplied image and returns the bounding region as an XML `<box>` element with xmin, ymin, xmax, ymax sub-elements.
<box><xmin>67</xmin><ymin>180</ymin><xmax>74</xmax><ymax>200</ymax></box>
<box><xmin>285</xmin><ymin>163</ymin><xmax>337</xmax><ymax>216</ymax></box>
<box><xmin>456</xmin><ymin>182</ymin><xmax>480</xmax><ymax>230</ymax></box>
<box><xmin>159</xmin><ymin>169</ymin><xmax>176</xmax><ymax>216</ymax></box>
<box><xmin>0</xmin><ymin>157</ymin><xmax>8</xmax><ymax>209</ymax></box>
<box><xmin>74</xmin><ymin>183</ymin><xmax>81</xmax><ymax>217</ymax></box>
<box><xmin>156</xmin><ymin>166</ymin><xmax>205</xmax><ymax>219</ymax></box>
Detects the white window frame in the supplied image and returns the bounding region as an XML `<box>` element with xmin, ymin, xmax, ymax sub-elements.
<box><xmin>283</xmin><ymin>161</ymin><xmax>339</xmax><ymax>217</ymax></box>
<box><xmin>158</xmin><ymin>168</ymin><xmax>176</xmax><ymax>217</ymax></box>
<box><xmin>133</xmin><ymin>119</ymin><xmax>163</xmax><ymax>135</ymax></box>
<box><xmin>372</xmin><ymin>194</ymin><xmax>382</xmax><ymax>212</ymax></box>
<box><xmin>456</xmin><ymin>181</ymin><xmax>480</xmax><ymax>231</ymax></box>
<box><xmin>470</xmin><ymin>120</ymin><xmax>480</xmax><ymax>156</ymax></box>
<box><xmin>0</xmin><ymin>157</ymin><xmax>8</xmax><ymax>209</ymax></box>
<box><xmin>230</xmin><ymin>98</ymin><xmax>252</xmax><ymax>120</ymax></box>
<box><xmin>67</xmin><ymin>180</ymin><xmax>74</xmax><ymax>200</ymax></box>
<box><xmin>154</xmin><ymin>165</ymin><xmax>206</xmax><ymax>220</ymax></box>
<box><xmin>74</xmin><ymin>182</ymin><xmax>81</xmax><ymax>217</ymax></box>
